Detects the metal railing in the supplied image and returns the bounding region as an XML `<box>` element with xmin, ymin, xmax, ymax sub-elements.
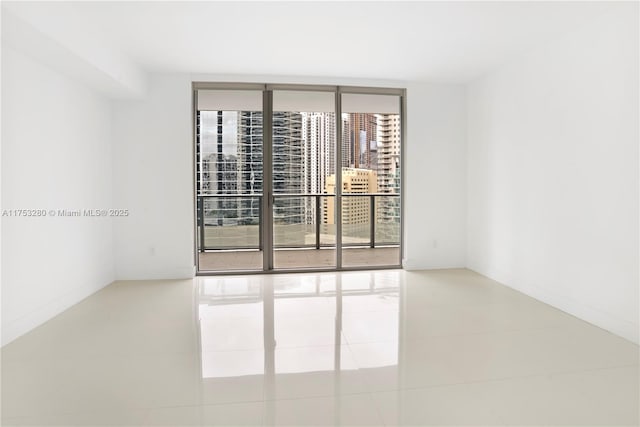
<box><xmin>197</xmin><ymin>193</ymin><xmax>400</xmax><ymax>252</ymax></box>
<box><xmin>341</xmin><ymin>193</ymin><xmax>400</xmax><ymax>249</ymax></box>
<box><xmin>197</xmin><ymin>194</ymin><xmax>263</xmax><ymax>252</ymax></box>
<box><xmin>272</xmin><ymin>193</ymin><xmax>335</xmax><ymax>250</ymax></box>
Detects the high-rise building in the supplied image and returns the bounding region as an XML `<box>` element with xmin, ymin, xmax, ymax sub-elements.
<box><xmin>323</xmin><ymin>168</ymin><xmax>378</xmax><ymax>225</ymax></box>
<box><xmin>376</xmin><ymin>113</ymin><xmax>401</xmax><ymax>223</ymax></box>
<box><xmin>342</xmin><ymin>113</ymin><xmax>378</xmax><ymax>169</ymax></box>
<box><xmin>198</xmin><ymin>110</ymin><xmax>305</xmax><ymax>226</ymax></box>
<box><xmin>272</xmin><ymin>111</ymin><xmax>304</xmax><ymax>224</ymax></box>
<box><xmin>236</xmin><ymin>111</ymin><xmax>263</xmax><ymax>224</ymax></box>
<box><xmin>197</xmin><ymin>111</ymin><xmax>243</xmax><ymax>225</ymax></box>
<box><xmin>303</xmin><ymin>112</ymin><xmax>335</xmax><ymax>195</ymax></box>
<box><xmin>341</xmin><ymin>115</ymin><xmax>352</xmax><ymax>168</ymax></box>
<box><xmin>237</xmin><ymin>111</ymin><xmax>263</xmax><ymax>195</ymax></box>
<box><xmin>303</xmin><ymin>112</ymin><xmax>335</xmax><ymax>224</ymax></box>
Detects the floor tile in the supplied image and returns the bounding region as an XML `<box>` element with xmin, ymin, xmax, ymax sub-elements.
<box><xmin>2</xmin><ymin>355</ymin><xmax>157</xmax><ymax>417</ymax></box>
<box><xmin>144</xmin><ymin>402</ymin><xmax>263</xmax><ymax>426</ymax></box>
<box><xmin>201</xmin><ymin>349</ymin><xmax>265</xmax><ymax>379</ymax></box>
<box><xmin>1</xmin><ymin>409</ymin><xmax>148</xmax><ymax>426</ymax></box>
<box><xmin>200</xmin><ymin>316</ymin><xmax>265</xmax><ymax>351</ymax></box>
<box><xmin>262</xmin><ymin>394</ymin><xmax>384</xmax><ymax>426</ymax></box>
<box><xmin>402</xmin><ymin>298</ymin><xmax>585</xmax><ymax>339</ymax></box>
<box><xmin>454</xmin><ymin>326</ymin><xmax>639</xmax><ymax>382</ymax></box>
<box><xmin>485</xmin><ymin>366</ymin><xmax>640</xmax><ymax>425</ymax></box>
<box><xmin>200</xmin><ymin>374</ymin><xmax>265</xmax><ymax>406</ymax></box>
<box><xmin>341</xmin><ymin>292</ymin><xmax>400</xmax><ymax>313</ymax></box>
<box><xmin>403</xmin><ymin>269</ymin><xmax>533</xmax><ymax>308</ymax></box>
<box><xmin>265</xmin><ymin>345</ymin><xmax>369</xmax><ymax>400</ymax></box>
<box><xmin>273</xmin><ymin>315</ymin><xmax>346</xmax><ymax>347</ymax></box>
<box><xmin>371</xmin><ymin>382</ymin><xmax>502</xmax><ymax>426</ymax></box>
<box><xmin>362</xmin><ymin>337</ymin><xmax>472</xmax><ymax>390</ymax></box>
<box><xmin>342</xmin><ymin>311</ymin><xmax>399</xmax><ymax>344</ymax></box>
<box><xmin>274</xmin><ymin>296</ymin><xmax>335</xmax><ymax>318</ymax></box>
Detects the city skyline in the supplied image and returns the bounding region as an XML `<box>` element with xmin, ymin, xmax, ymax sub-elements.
<box><xmin>196</xmin><ymin>109</ymin><xmax>400</xmax><ymax>230</ymax></box>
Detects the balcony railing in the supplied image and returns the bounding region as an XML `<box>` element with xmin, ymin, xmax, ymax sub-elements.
<box><xmin>197</xmin><ymin>193</ymin><xmax>400</xmax><ymax>252</ymax></box>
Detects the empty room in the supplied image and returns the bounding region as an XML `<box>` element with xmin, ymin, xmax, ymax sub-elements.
<box><xmin>1</xmin><ymin>1</ymin><xmax>638</xmax><ymax>426</ymax></box>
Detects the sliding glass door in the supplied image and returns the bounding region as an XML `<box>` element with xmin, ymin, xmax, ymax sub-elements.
<box><xmin>194</xmin><ymin>84</ymin><xmax>403</xmax><ymax>274</ymax></box>
<box><xmin>340</xmin><ymin>93</ymin><xmax>402</xmax><ymax>268</ymax></box>
<box><xmin>196</xmin><ymin>89</ymin><xmax>264</xmax><ymax>271</ymax></box>
<box><xmin>272</xmin><ymin>90</ymin><xmax>337</xmax><ymax>270</ymax></box>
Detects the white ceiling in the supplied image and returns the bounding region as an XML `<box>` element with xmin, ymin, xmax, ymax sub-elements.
<box><xmin>4</xmin><ymin>1</ymin><xmax>619</xmax><ymax>84</ymax></box>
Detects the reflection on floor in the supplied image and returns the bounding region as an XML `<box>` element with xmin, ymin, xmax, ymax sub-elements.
<box><xmin>1</xmin><ymin>269</ymin><xmax>638</xmax><ymax>426</ymax></box>
<box><xmin>198</xmin><ymin>246</ymin><xmax>400</xmax><ymax>271</ymax></box>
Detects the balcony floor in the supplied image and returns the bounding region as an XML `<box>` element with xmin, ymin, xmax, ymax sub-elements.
<box><xmin>198</xmin><ymin>247</ymin><xmax>400</xmax><ymax>271</ymax></box>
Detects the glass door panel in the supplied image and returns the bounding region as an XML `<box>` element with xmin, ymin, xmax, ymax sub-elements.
<box><xmin>272</xmin><ymin>90</ymin><xmax>337</xmax><ymax>269</ymax></box>
<box><xmin>196</xmin><ymin>90</ymin><xmax>264</xmax><ymax>272</ymax></box>
<box><xmin>340</xmin><ymin>93</ymin><xmax>402</xmax><ymax>268</ymax></box>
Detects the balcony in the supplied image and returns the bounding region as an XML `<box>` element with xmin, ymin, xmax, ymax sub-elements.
<box><xmin>197</xmin><ymin>194</ymin><xmax>400</xmax><ymax>271</ymax></box>
<box><xmin>199</xmin><ymin>247</ymin><xmax>400</xmax><ymax>271</ymax></box>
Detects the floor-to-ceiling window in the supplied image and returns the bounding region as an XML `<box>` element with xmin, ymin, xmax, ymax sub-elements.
<box><xmin>340</xmin><ymin>93</ymin><xmax>402</xmax><ymax>268</ymax></box>
<box><xmin>271</xmin><ymin>90</ymin><xmax>337</xmax><ymax>270</ymax></box>
<box><xmin>194</xmin><ymin>84</ymin><xmax>404</xmax><ymax>274</ymax></box>
<box><xmin>195</xmin><ymin>89</ymin><xmax>265</xmax><ymax>271</ymax></box>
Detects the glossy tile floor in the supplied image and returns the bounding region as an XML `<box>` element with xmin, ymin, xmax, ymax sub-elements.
<box><xmin>2</xmin><ymin>269</ymin><xmax>638</xmax><ymax>426</ymax></box>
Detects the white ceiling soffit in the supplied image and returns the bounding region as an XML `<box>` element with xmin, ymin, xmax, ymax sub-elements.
<box><xmin>3</xmin><ymin>1</ymin><xmax>620</xmax><ymax>85</ymax></box>
<box><xmin>1</xmin><ymin>2</ymin><xmax>147</xmax><ymax>99</ymax></box>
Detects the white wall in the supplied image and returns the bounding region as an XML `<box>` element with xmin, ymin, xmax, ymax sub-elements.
<box><xmin>404</xmin><ymin>83</ymin><xmax>467</xmax><ymax>269</ymax></box>
<box><xmin>112</xmin><ymin>74</ymin><xmax>194</xmax><ymax>279</ymax></box>
<box><xmin>467</xmin><ymin>5</ymin><xmax>639</xmax><ymax>343</ymax></box>
<box><xmin>111</xmin><ymin>75</ymin><xmax>468</xmax><ymax>278</ymax></box>
<box><xmin>1</xmin><ymin>46</ymin><xmax>115</xmax><ymax>346</ymax></box>
<box><xmin>2</xmin><ymin>6</ymin><xmax>147</xmax><ymax>98</ymax></box>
